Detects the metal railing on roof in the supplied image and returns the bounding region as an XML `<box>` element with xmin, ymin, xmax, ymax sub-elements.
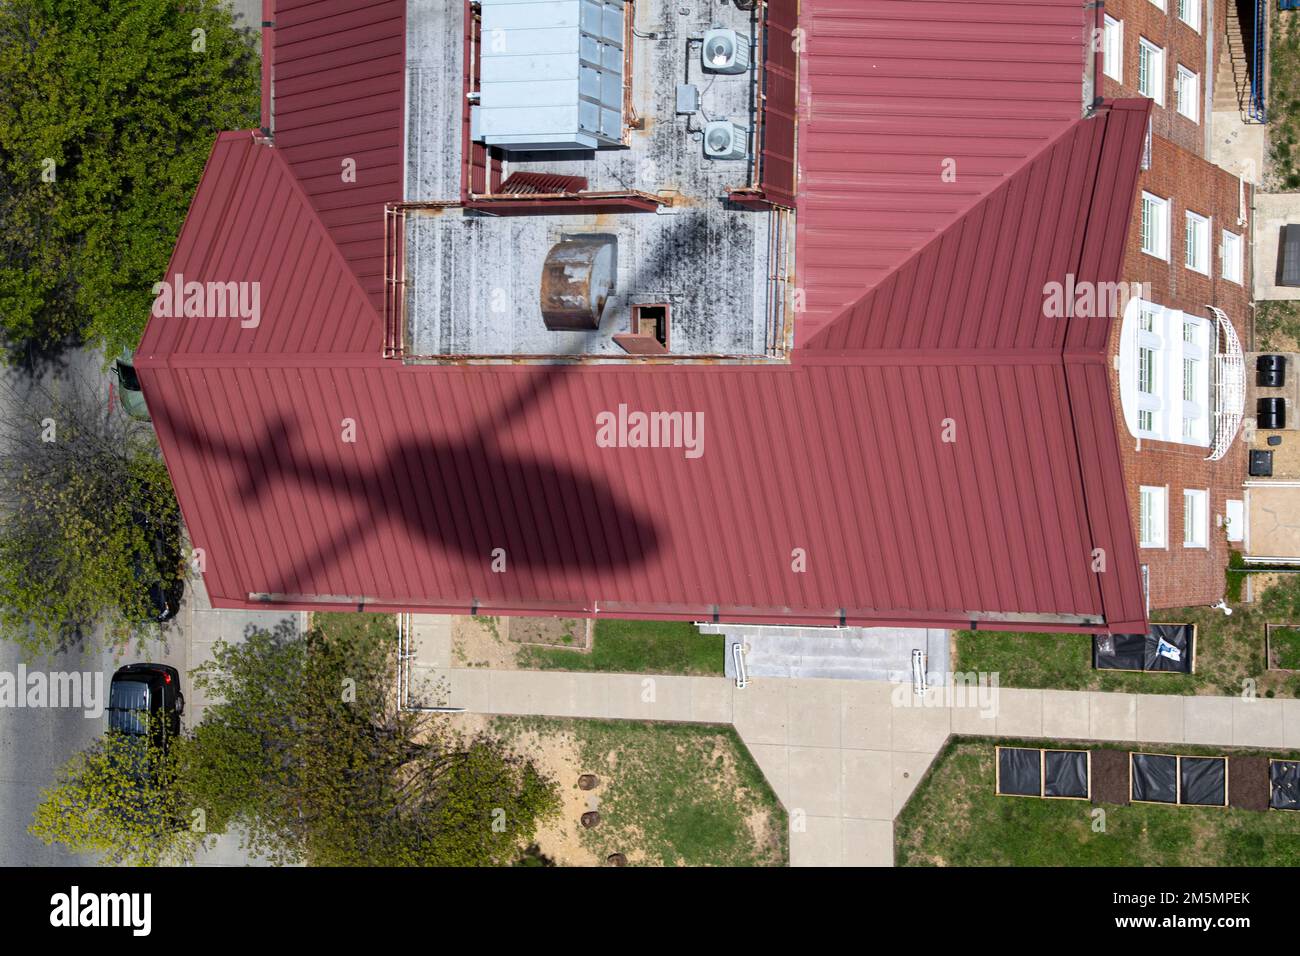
<box><xmin>1205</xmin><ymin>306</ymin><xmax>1245</xmax><ymax>462</ymax></box>
<box><xmin>1247</xmin><ymin>0</ymin><xmax>1267</xmax><ymax>123</ymax></box>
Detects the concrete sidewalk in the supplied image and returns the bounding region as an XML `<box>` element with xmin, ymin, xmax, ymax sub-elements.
<box><xmin>427</xmin><ymin>659</ymin><xmax>1300</xmax><ymax>866</ymax></box>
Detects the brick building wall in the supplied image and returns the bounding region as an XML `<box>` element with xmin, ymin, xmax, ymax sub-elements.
<box><xmin>1107</xmin><ymin>134</ymin><xmax>1252</xmax><ymax>610</ymax></box>
<box><xmin>1100</xmin><ymin>0</ymin><xmax>1212</xmax><ymax>157</ymax></box>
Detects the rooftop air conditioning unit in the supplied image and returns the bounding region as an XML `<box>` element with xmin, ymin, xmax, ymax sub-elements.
<box><xmin>701</xmin><ymin>28</ymin><xmax>750</xmax><ymax>74</ymax></box>
<box><xmin>703</xmin><ymin>120</ymin><xmax>748</xmax><ymax>161</ymax></box>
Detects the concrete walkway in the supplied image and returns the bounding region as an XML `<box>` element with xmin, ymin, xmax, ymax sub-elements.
<box><xmin>423</xmin><ymin>648</ymin><xmax>1300</xmax><ymax>865</ymax></box>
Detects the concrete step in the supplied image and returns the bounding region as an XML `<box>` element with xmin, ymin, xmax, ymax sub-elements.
<box><xmin>717</xmin><ymin>625</ymin><xmax>949</xmax><ymax>683</ymax></box>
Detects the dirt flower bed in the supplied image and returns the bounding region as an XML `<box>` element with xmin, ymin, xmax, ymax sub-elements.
<box><xmin>468</xmin><ymin>715</ymin><xmax>787</xmax><ymax>866</ymax></box>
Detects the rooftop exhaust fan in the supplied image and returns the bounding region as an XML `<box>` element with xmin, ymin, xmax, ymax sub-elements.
<box><xmin>539</xmin><ymin>235</ymin><xmax>617</xmax><ymax>331</ymax></box>
<box><xmin>703</xmin><ymin>120</ymin><xmax>748</xmax><ymax>161</ymax></box>
<box><xmin>701</xmin><ymin>28</ymin><xmax>750</xmax><ymax>74</ymax></box>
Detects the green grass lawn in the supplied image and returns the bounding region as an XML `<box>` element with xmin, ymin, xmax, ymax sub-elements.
<box><xmin>955</xmin><ymin>573</ymin><xmax>1300</xmax><ymax>698</ymax></box>
<box><xmin>516</xmin><ymin>618</ymin><xmax>724</xmax><ymax>675</ymax></box>
<box><xmin>896</xmin><ymin>738</ymin><xmax>1300</xmax><ymax>866</ymax></box>
<box><xmin>308</xmin><ymin>610</ymin><xmax>397</xmax><ymax>644</ymax></box>
<box><xmin>1268</xmin><ymin>11</ymin><xmax>1300</xmax><ymax>190</ymax></box>
<box><xmin>1271</xmin><ymin>626</ymin><xmax>1300</xmax><ymax>670</ymax></box>
<box><xmin>497</xmin><ymin>716</ymin><xmax>787</xmax><ymax>866</ymax></box>
<box><xmin>1256</xmin><ymin>300</ymin><xmax>1300</xmax><ymax>352</ymax></box>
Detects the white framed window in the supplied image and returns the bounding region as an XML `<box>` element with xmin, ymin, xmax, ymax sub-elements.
<box><xmin>1185</xmin><ymin>211</ymin><xmax>1210</xmax><ymax>274</ymax></box>
<box><xmin>1221</xmin><ymin>230</ymin><xmax>1243</xmax><ymax>283</ymax></box>
<box><xmin>1103</xmin><ymin>16</ymin><xmax>1124</xmax><ymax>81</ymax></box>
<box><xmin>1140</xmin><ymin>486</ymin><xmax>1168</xmax><ymax>549</ymax></box>
<box><xmin>1178</xmin><ymin>0</ymin><xmax>1201</xmax><ymax>32</ymax></box>
<box><xmin>1149</xmin><ymin>0</ymin><xmax>1166</xmax><ymax>10</ymax></box>
<box><xmin>1120</xmin><ymin>298</ymin><xmax>1213</xmax><ymax>446</ymax></box>
<box><xmin>1183</xmin><ymin>489</ymin><xmax>1209</xmax><ymax>548</ymax></box>
<box><xmin>1183</xmin><ymin>357</ymin><xmax>1197</xmax><ymax>400</ymax></box>
<box><xmin>1138</xmin><ymin>38</ymin><xmax>1165</xmax><ymax>105</ymax></box>
<box><xmin>1175</xmin><ymin>65</ymin><xmax>1199</xmax><ymax>122</ymax></box>
<box><xmin>1141</xmin><ymin>192</ymin><xmax>1170</xmax><ymax>259</ymax></box>
<box><xmin>1139</xmin><ymin>346</ymin><xmax>1156</xmax><ymax>394</ymax></box>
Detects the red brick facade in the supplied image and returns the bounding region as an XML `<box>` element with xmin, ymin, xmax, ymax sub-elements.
<box><xmin>1100</xmin><ymin>0</ymin><xmax>1211</xmax><ymax>156</ymax></box>
<box><xmin>1107</xmin><ymin>134</ymin><xmax>1252</xmax><ymax>609</ymax></box>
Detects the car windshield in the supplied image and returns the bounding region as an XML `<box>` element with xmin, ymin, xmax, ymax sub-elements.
<box><xmin>107</xmin><ymin>679</ymin><xmax>150</xmax><ymax>735</ymax></box>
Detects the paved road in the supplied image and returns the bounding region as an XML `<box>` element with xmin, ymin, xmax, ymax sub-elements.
<box><xmin>0</xmin><ymin>347</ymin><xmax>185</xmax><ymax>864</ymax></box>
<box><xmin>0</xmin><ymin>0</ymin><xmax>271</xmax><ymax>867</ymax></box>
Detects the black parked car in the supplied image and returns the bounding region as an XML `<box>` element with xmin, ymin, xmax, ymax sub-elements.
<box><xmin>107</xmin><ymin>664</ymin><xmax>184</xmax><ymax>751</ymax></box>
<box><xmin>129</xmin><ymin>510</ymin><xmax>185</xmax><ymax>623</ymax></box>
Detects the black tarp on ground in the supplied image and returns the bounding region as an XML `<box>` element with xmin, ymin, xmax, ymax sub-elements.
<box><xmin>997</xmin><ymin>747</ymin><xmax>1041</xmax><ymax>796</ymax></box>
<box><xmin>1180</xmin><ymin>756</ymin><xmax>1227</xmax><ymax>806</ymax></box>
<box><xmin>1044</xmin><ymin>750</ymin><xmax>1089</xmax><ymax>798</ymax></box>
<box><xmin>1131</xmin><ymin>753</ymin><xmax>1178</xmax><ymax>803</ymax></box>
<box><xmin>1093</xmin><ymin>633</ymin><xmax>1147</xmax><ymax>670</ymax></box>
<box><xmin>1093</xmin><ymin>624</ymin><xmax>1194</xmax><ymax>673</ymax></box>
<box><xmin>1272</xmin><ymin>761</ymin><xmax>1300</xmax><ymax>811</ymax></box>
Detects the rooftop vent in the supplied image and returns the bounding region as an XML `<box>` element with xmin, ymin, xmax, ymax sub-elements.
<box><xmin>703</xmin><ymin>121</ymin><xmax>748</xmax><ymax>161</ymax></box>
<box><xmin>701</xmin><ymin>28</ymin><xmax>750</xmax><ymax>74</ymax></box>
<box><xmin>540</xmin><ymin>235</ymin><xmax>617</xmax><ymax>330</ymax></box>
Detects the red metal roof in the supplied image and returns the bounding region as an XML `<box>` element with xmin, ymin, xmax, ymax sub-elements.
<box><xmin>270</xmin><ymin>0</ymin><xmax>406</xmax><ymax>316</ymax></box>
<box><xmin>139</xmin><ymin>350</ymin><xmax>1142</xmax><ymax>631</ymax></box>
<box><xmin>135</xmin><ymin>2</ymin><xmax>1152</xmax><ymax>634</ymax></box>
<box><xmin>795</xmin><ymin>0</ymin><xmax>1098</xmax><ymax>344</ymax></box>
<box><xmin>138</xmin><ymin>131</ymin><xmax>379</xmax><ymax>358</ymax></box>
<box><xmin>805</xmin><ymin>100</ymin><xmax>1152</xmax><ymax>353</ymax></box>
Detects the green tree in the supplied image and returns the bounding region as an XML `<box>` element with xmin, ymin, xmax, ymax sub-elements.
<box><xmin>0</xmin><ymin>373</ymin><xmax>184</xmax><ymax>653</ymax></box>
<box><xmin>30</xmin><ymin>726</ymin><xmax>202</xmax><ymax>865</ymax></box>
<box><xmin>0</xmin><ymin>0</ymin><xmax>260</xmax><ymax>364</ymax></box>
<box><xmin>180</xmin><ymin>617</ymin><xmax>561</xmax><ymax>866</ymax></box>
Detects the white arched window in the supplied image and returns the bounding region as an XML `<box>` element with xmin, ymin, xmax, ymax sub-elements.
<box><xmin>1118</xmin><ymin>297</ymin><xmax>1211</xmax><ymax>446</ymax></box>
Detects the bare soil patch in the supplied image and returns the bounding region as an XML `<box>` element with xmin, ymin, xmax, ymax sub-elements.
<box><xmin>1091</xmin><ymin>749</ymin><xmax>1130</xmax><ymax>805</ymax></box>
<box><xmin>451</xmin><ymin>615</ymin><xmax>593</xmax><ymax>669</ymax></box>
<box><xmin>1229</xmin><ymin>756</ymin><xmax>1270</xmax><ymax>812</ymax></box>
<box><xmin>507</xmin><ymin>616</ymin><xmax>592</xmax><ymax>649</ymax></box>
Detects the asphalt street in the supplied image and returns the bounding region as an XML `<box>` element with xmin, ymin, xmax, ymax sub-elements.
<box><xmin>0</xmin><ymin>2</ymin><xmax>276</xmax><ymax>867</ymax></box>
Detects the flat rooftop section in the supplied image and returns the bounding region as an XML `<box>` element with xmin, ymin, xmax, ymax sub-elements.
<box><xmin>404</xmin><ymin>205</ymin><xmax>781</xmax><ymax>356</ymax></box>
<box><xmin>401</xmin><ymin>0</ymin><xmax>789</xmax><ymax>359</ymax></box>
<box><xmin>405</xmin><ymin>0</ymin><xmax>465</xmax><ymax>203</ymax></box>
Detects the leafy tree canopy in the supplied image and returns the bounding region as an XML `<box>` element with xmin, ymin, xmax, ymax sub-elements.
<box><xmin>0</xmin><ymin>373</ymin><xmax>184</xmax><ymax>653</ymax></box>
<box><xmin>34</xmin><ymin>616</ymin><xmax>561</xmax><ymax>866</ymax></box>
<box><xmin>182</xmin><ymin>617</ymin><xmax>561</xmax><ymax>865</ymax></box>
<box><xmin>30</xmin><ymin>723</ymin><xmax>201</xmax><ymax>866</ymax></box>
<box><xmin>0</xmin><ymin>0</ymin><xmax>260</xmax><ymax>364</ymax></box>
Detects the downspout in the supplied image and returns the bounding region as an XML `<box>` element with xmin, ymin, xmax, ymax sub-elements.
<box><xmin>260</xmin><ymin>0</ymin><xmax>275</xmax><ymax>142</ymax></box>
<box><xmin>1084</xmin><ymin>1</ymin><xmax>1104</xmax><ymax>116</ymax></box>
<box><xmin>1204</xmin><ymin>0</ymin><xmax>1213</xmax><ymax>157</ymax></box>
